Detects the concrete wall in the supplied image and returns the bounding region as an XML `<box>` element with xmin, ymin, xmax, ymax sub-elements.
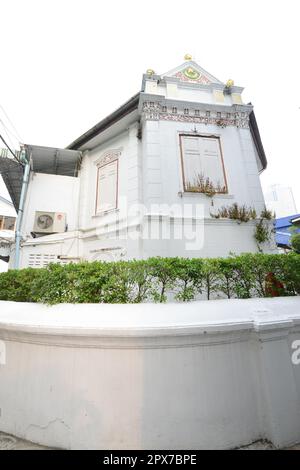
<box><xmin>141</xmin><ymin>118</ymin><xmax>265</xmax><ymax>216</ymax></box>
<box><xmin>0</xmin><ymin>297</ymin><xmax>299</xmax><ymax>450</ymax></box>
<box><xmin>22</xmin><ymin>172</ymin><xmax>80</xmax><ymax>236</ymax></box>
<box><xmin>0</xmin><ymin>260</ymin><xmax>7</xmax><ymax>273</ymax></box>
<box><xmin>14</xmin><ymin>67</ymin><xmax>271</xmax><ymax>267</ymax></box>
<box><xmin>77</xmin><ymin>124</ymin><xmax>144</xmax><ymax>261</ymax></box>
<box><xmin>13</xmin><ymin>173</ymin><xmax>80</xmax><ymax>268</ymax></box>
<box><xmin>0</xmin><ymin>199</ymin><xmax>16</xmax><ymax>218</ymax></box>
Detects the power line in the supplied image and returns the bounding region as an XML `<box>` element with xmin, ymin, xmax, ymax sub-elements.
<box><xmin>0</xmin><ymin>119</ymin><xmax>17</xmax><ymax>152</ymax></box>
<box><xmin>0</xmin><ymin>133</ymin><xmax>21</xmax><ymax>164</ymax></box>
<box><xmin>0</xmin><ymin>104</ymin><xmax>23</xmax><ymax>143</ymax></box>
<box><xmin>0</xmin><ymin>118</ymin><xmax>21</xmax><ymax>147</ymax></box>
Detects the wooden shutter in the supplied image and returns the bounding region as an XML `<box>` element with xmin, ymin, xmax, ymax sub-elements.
<box><xmin>181</xmin><ymin>135</ymin><xmax>227</xmax><ymax>192</ymax></box>
<box><xmin>181</xmin><ymin>136</ymin><xmax>202</xmax><ymax>188</ymax></box>
<box><xmin>96</xmin><ymin>160</ymin><xmax>118</xmax><ymax>213</ymax></box>
<box><xmin>201</xmin><ymin>137</ymin><xmax>226</xmax><ymax>189</ymax></box>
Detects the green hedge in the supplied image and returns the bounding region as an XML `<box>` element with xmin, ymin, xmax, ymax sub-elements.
<box><xmin>0</xmin><ymin>253</ymin><xmax>299</xmax><ymax>304</ymax></box>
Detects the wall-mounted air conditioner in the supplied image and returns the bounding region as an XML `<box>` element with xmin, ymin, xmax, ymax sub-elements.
<box><xmin>33</xmin><ymin>211</ymin><xmax>66</xmax><ymax>234</ymax></box>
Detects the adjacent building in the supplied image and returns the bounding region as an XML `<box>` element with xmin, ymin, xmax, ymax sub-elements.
<box><xmin>0</xmin><ymin>195</ymin><xmax>16</xmax><ymax>270</ymax></box>
<box><xmin>264</xmin><ymin>184</ymin><xmax>298</xmax><ymax>218</ymax></box>
<box><xmin>275</xmin><ymin>213</ymin><xmax>300</xmax><ymax>250</ymax></box>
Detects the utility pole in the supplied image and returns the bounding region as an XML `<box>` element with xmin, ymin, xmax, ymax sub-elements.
<box><xmin>14</xmin><ymin>146</ymin><xmax>30</xmax><ymax>269</ymax></box>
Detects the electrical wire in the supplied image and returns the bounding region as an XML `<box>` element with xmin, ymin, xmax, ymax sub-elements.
<box><xmin>0</xmin><ymin>104</ymin><xmax>23</xmax><ymax>143</ymax></box>
<box><xmin>0</xmin><ymin>118</ymin><xmax>21</xmax><ymax>149</ymax></box>
<box><xmin>0</xmin><ymin>119</ymin><xmax>17</xmax><ymax>153</ymax></box>
<box><xmin>0</xmin><ymin>133</ymin><xmax>22</xmax><ymax>164</ymax></box>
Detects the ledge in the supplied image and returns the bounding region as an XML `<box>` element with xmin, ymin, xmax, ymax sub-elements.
<box><xmin>1</xmin><ymin>296</ymin><xmax>300</xmax><ymax>449</ymax></box>
<box><xmin>0</xmin><ymin>297</ymin><xmax>299</xmax><ymax>348</ymax></box>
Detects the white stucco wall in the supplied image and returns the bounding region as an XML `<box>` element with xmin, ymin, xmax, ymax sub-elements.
<box><xmin>141</xmin><ymin>118</ymin><xmax>264</xmax><ymax>215</ymax></box>
<box><xmin>0</xmin><ymin>297</ymin><xmax>299</xmax><ymax>450</ymax></box>
<box><xmin>12</xmin><ymin>173</ymin><xmax>81</xmax><ymax>268</ymax></box>
<box><xmin>0</xmin><ymin>199</ymin><xmax>16</xmax><ymax>218</ymax></box>
<box><xmin>13</xmin><ymin>67</ymin><xmax>271</xmax><ymax>267</ymax></box>
<box><xmin>76</xmin><ymin>124</ymin><xmax>144</xmax><ymax>261</ymax></box>
<box><xmin>22</xmin><ymin>173</ymin><xmax>80</xmax><ymax>236</ymax></box>
<box><xmin>0</xmin><ymin>260</ymin><xmax>7</xmax><ymax>272</ymax></box>
<box><xmin>75</xmin><ymin>103</ymin><xmax>270</xmax><ymax>261</ymax></box>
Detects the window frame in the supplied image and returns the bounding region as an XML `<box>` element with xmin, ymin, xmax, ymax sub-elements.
<box><xmin>179</xmin><ymin>133</ymin><xmax>228</xmax><ymax>194</ymax></box>
<box><xmin>0</xmin><ymin>215</ymin><xmax>16</xmax><ymax>231</ymax></box>
<box><xmin>95</xmin><ymin>158</ymin><xmax>119</xmax><ymax>215</ymax></box>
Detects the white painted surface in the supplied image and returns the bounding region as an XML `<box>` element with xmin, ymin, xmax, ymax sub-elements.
<box><xmin>22</xmin><ymin>173</ymin><xmax>80</xmax><ymax>236</ymax></box>
<box><xmin>0</xmin><ymin>297</ymin><xmax>299</xmax><ymax>450</ymax></box>
<box><xmin>9</xmin><ymin>60</ymin><xmax>273</xmax><ymax>268</ymax></box>
<box><xmin>264</xmin><ymin>184</ymin><xmax>298</xmax><ymax>218</ymax></box>
<box><xmin>0</xmin><ymin>198</ymin><xmax>16</xmax><ymax>218</ymax></box>
<box><xmin>0</xmin><ymin>260</ymin><xmax>7</xmax><ymax>272</ymax></box>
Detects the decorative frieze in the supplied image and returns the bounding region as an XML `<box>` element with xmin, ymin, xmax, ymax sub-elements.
<box><xmin>95</xmin><ymin>149</ymin><xmax>122</xmax><ymax>167</ymax></box>
<box><xmin>142</xmin><ymin>102</ymin><xmax>250</xmax><ymax>128</ymax></box>
<box><xmin>174</xmin><ymin>69</ymin><xmax>211</xmax><ymax>85</ymax></box>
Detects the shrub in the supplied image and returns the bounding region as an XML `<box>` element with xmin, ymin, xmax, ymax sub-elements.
<box><xmin>291</xmin><ymin>233</ymin><xmax>300</xmax><ymax>254</ymax></box>
<box><xmin>0</xmin><ymin>268</ymin><xmax>44</xmax><ymax>302</ymax></box>
<box><xmin>211</xmin><ymin>203</ymin><xmax>257</xmax><ymax>222</ymax></box>
<box><xmin>0</xmin><ymin>253</ymin><xmax>299</xmax><ymax>305</ymax></box>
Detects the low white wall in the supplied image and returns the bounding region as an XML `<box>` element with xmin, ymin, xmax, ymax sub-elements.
<box><xmin>0</xmin><ymin>260</ymin><xmax>8</xmax><ymax>273</ymax></box>
<box><xmin>0</xmin><ymin>297</ymin><xmax>300</xmax><ymax>450</ymax></box>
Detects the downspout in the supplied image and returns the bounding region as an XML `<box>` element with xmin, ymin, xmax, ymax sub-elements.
<box><xmin>14</xmin><ymin>146</ymin><xmax>30</xmax><ymax>269</ymax></box>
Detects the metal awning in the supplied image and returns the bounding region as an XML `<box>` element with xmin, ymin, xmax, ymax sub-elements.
<box><xmin>25</xmin><ymin>144</ymin><xmax>82</xmax><ymax>177</ymax></box>
<box><xmin>0</xmin><ymin>155</ymin><xmax>23</xmax><ymax>210</ymax></box>
<box><xmin>0</xmin><ymin>145</ymin><xmax>82</xmax><ymax>211</ymax></box>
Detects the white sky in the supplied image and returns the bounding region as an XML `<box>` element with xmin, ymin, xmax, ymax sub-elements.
<box><xmin>0</xmin><ymin>0</ymin><xmax>299</xmax><ymax>209</ymax></box>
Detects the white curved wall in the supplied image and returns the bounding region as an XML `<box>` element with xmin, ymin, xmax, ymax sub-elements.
<box><xmin>0</xmin><ymin>297</ymin><xmax>300</xmax><ymax>450</ymax></box>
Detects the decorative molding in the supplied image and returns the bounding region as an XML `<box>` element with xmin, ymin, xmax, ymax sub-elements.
<box><xmin>142</xmin><ymin>102</ymin><xmax>161</xmax><ymax>121</ymax></box>
<box><xmin>94</xmin><ymin>148</ymin><xmax>122</xmax><ymax>168</ymax></box>
<box><xmin>89</xmin><ymin>246</ymin><xmax>126</xmax><ymax>262</ymax></box>
<box><xmin>174</xmin><ymin>70</ymin><xmax>211</xmax><ymax>85</ymax></box>
<box><xmin>1</xmin><ymin>296</ymin><xmax>300</xmax><ymax>348</ymax></box>
<box><xmin>142</xmin><ymin>102</ymin><xmax>250</xmax><ymax>128</ymax></box>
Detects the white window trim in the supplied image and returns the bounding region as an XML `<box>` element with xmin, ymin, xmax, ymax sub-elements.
<box><xmin>179</xmin><ymin>133</ymin><xmax>228</xmax><ymax>195</ymax></box>
<box><xmin>95</xmin><ymin>149</ymin><xmax>121</xmax><ymax>215</ymax></box>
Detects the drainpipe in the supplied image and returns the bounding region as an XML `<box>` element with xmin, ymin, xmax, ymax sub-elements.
<box><xmin>14</xmin><ymin>147</ymin><xmax>30</xmax><ymax>269</ymax></box>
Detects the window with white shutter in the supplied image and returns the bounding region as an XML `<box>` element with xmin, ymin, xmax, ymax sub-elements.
<box><xmin>96</xmin><ymin>159</ymin><xmax>118</xmax><ymax>214</ymax></box>
<box><xmin>180</xmin><ymin>134</ymin><xmax>227</xmax><ymax>194</ymax></box>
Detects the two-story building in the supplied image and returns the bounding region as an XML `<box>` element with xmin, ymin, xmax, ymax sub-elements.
<box><xmin>0</xmin><ymin>194</ymin><xmax>16</xmax><ymax>269</ymax></box>
<box><xmin>0</xmin><ymin>56</ymin><xmax>275</xmax><ymax>269</ymax></box>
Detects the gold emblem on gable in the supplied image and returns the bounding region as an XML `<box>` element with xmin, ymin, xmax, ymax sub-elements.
<box><xmin>183</xmin><ymin>67</ymin><xmax>200</xmax><ymax>80</ymax></box>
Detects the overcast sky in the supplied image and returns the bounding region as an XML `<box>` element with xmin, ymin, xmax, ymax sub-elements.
<box><xmin>0</xmin><ymin>0</ymin><xmax>299</xmax><ymax>209</ymax></box>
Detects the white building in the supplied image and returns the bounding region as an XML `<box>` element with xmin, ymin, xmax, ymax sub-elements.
<box><xmin>264</xmin><ymin>184</ymin><xmax>298</xmax><ymax>218</ymax></box>
<box><xmin>0</xmin><ymin>195</ymin><xmax>16</xmax><ymax>271</ymax></box>
<box><xmin>0</xmin><ymin>57</ymin><xmax>274</xmax><ymax>269</ymax></box>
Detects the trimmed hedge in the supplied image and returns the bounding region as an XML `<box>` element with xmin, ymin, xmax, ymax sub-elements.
<box><xmin>0</xmin><ymin>253</ymin><xmax>299</xmax><ymax>304</ymax></box>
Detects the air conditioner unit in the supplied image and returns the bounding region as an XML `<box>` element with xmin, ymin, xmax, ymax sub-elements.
<box><xmin>33</xmin><ymin>211</ymin><xmax>66</xmax><ymax>234</ymax></box>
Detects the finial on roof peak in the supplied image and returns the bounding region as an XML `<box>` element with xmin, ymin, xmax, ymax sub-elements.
<box><xmin>225</xmin><ymin>79</ymin><xmax>234</xmax><ymax>88</ymax></box>
<box><xmin>184</xmin><ymin>54</ymin><xmax>192</xmax><ymax>61</ymax></box>
<box><xmin>146</xmin><ymin>69</ymin><xmax>155</xmax><ymax>76</ymax></box>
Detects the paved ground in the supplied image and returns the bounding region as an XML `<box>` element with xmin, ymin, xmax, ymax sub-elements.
<box><xmin>0</xmin><ymin>432</ymin><xmax>49</xmax><ymax>450</ymax></box>
<box><xmin>0</xmin><ymin>431</ymin><xmax>299</xmax><ymax>450</ymax></box>
<box><xmin>238</xmin><ymin>440</ymin><xmax>300</xmax><ymax>450</ymax></box>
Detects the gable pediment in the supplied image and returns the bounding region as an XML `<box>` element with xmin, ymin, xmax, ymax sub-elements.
<box><xmin>162</xmin><ymin>60</ymin><xmax>223</xmax><ymax>86</ymax></box>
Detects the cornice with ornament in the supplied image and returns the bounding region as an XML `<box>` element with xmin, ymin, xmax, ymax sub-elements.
<box><xmin>94</xmin><ymin>149</ymin><xmax>122</xmax><ymax>168</ymax></box>
<box><xmin>141</xmin><ymin>102</ymin><xmax>250</xmax><ymax>129</ymax></box>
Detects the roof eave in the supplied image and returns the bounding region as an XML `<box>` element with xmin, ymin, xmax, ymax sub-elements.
<box><xmin>248</xmin><ymin>105</ymin><xmax>267</xmax><ymax>172</ymax></box>
<box><xmin>67</xmin><ymin>93</ymin><xmax>140</xmax><ymax>151</ymax></box>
